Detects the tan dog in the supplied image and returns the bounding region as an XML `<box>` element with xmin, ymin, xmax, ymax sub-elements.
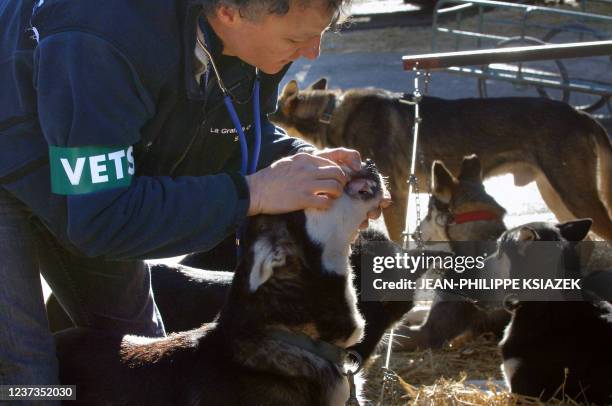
<box><xmin>271</xmin><ymin>79</ymin><xmax>612</xmax><ymax>241</ymax></box>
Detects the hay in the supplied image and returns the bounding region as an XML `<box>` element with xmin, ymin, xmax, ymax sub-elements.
<box><xmin>361</xmin><ymin>334</ymin><xmax>591</xmax><ymax>405</ymax></box>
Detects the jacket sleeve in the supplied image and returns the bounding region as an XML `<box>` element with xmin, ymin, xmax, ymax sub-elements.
<box><xmin>34</xmin><ymin>31</ymin><xmax>250</xmax><ymax>259</ymax></box>
<box><xmin>254</xmin><ymin>117</ymin><xmax>315</xmax><ymax>170</ymax></box>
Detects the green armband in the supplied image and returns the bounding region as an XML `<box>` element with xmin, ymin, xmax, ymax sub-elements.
<box><xmin>49</xmin><ymin>145</ymin><xmax>135</xmax><ymax>195</ymax></box>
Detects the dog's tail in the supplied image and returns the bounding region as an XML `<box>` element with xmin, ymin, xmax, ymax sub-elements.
<box><xmin>590</xmin><ymin>117</ymin><xmax>612</xmax><ymax>218</ymax></box>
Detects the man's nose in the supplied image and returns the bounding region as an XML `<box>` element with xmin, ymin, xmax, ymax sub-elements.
<box><xmin>299</xmin><ymin>36</ymin><xmax>321</xmax><ymax>60</ymax></box>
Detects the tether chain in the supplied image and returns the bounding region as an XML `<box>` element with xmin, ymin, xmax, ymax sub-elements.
<box><xmin>378</xmin><ymin>67</ymin><xmax>429</xmax><ymax>406</ymax></box>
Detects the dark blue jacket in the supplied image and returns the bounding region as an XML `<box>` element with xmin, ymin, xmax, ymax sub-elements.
<box><xmin>0</xmin><ymin>0</ymin><xmax>311</xmax><ymax>259</ymax></box>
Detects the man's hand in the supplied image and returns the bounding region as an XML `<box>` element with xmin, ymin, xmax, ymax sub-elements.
<box><xmin>316</xmin><ymin>147</ymin><xmax>391</xmax><ymax>228</ymax></box>
<box><xmin>246</xmin><ymin>152</ymin><xmax>351</xmax><ymax>215</ymax></box>
<box><xmin>245</xmin><ymin>147</ymin><xmax>391</xmax><ymax>220</ymax></box>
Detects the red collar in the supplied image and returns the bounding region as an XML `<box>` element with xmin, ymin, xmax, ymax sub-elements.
<box><xmin>453</xmin><ymin>210</ymin><xmax>500</xmax><ymax>225</ymax></box>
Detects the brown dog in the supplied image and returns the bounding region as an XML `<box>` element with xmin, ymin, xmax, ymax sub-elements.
<box><xmin>270</xmin><ymin>79</ymin><xmax>612</xmax><ymax>241</ymax></box>
<box><xmin>395</xmin><ymin>155</ymin><xmax>510</xmax><ymax>351</ymax></box>
<box><xmin>55</xmin><ymin>162</ymin><xmax>386</xmax><ymax>405</ymax></box>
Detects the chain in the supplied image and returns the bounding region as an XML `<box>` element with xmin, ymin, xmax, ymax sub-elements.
<box><xmin>408</xmin><ymin>71</ymin><xmax>431</xmax><ymax>250</ymax></box>
<box><xmin>401</xmin><ymin>67</ymin><xmax>426</xmax><ymax>251</ymax></box>
<box><xmin>378</xmin><ymin>367</ymin><xmax>400</xmax><ymax>406</ymax></box>
<box><xmin>379</xmin><ymin>66</ymin><xmax>428</xmax><ymax>406</ymax></box>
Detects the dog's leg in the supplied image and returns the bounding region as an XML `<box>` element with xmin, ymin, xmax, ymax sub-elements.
<box><xmin>394</xmin><ymin>300</ymin><xmax>482</xmax><ymax>351</ymax></box>
<box><xmin>383</xmin><ymin>203</ymin><xmax>406</xmax><ymax>244</ymax></box>
<box><xmin>534</xmin><ymin>169</ymin><xmax>612</xmax><ymax>240</ymax></box>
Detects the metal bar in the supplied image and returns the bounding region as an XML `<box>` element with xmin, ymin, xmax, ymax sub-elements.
<box><xmin>436</xmin><ymin>0</ymin><xmax>612</xmax><ymax>22</ymax></box>
<box><xmin>446</xmin><ymin>66</ymin><xmax>612</xmax><ymax>95</ymax></box>
<box><xmin>403</xmin><ymin>40</ymin><xmax>612</xmax><ymax>70</ymax></box>
<box><xmin>435</xmin><ymin>27</ymin><xmax>508</xmax><ymax>42</ymax></box>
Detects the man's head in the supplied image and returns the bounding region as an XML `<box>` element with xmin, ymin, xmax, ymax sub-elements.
<box><xmin>204</xmin><ymin>0</ymin><xmax>350</xmax><ymax>73</ymax></box>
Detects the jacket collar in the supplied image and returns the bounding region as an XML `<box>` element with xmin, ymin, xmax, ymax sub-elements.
<box><xmin>183</xmin><ymin>1</ymin><xmax>212</xmax><ymax>100</ymax></box>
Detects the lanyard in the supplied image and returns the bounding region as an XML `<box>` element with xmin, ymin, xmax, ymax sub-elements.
<box><xmin>198</xmin><ymin>19</ymin><xmax>261</xmax><ymax>255</ymax></box>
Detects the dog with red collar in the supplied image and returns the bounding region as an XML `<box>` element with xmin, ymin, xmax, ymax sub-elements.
<box><xmin>55</xmin><ymin>161</ymin><xmax>386</xmax><ymax>406</ymax></box>
<box><xmin>395</xmin><ymin>155</ymin><xmax>510</xmax><ymax>351</ymax></box>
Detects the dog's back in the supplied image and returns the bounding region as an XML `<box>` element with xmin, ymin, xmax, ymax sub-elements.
<box><xmin>272</xmin><ymin>80</ymin><xmax>612</xmax><ymax>241</ymax></box>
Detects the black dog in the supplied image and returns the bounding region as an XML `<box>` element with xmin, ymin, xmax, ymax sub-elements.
<box><xmin>490</xmin><ymin>220</ymin><xmax>612</xmax><ymax>404</ymax></box>
<box><xmin>56</xmin><ymin>163</ymin><xmax>389</xmax><ymax>405</ymax></box>
<box><xmin>48</xmin><ymin>227</ymin><xmax>415</xmax><ymax>368</ymax></box>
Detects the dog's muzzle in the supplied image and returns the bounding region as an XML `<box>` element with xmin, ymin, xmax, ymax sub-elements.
<box><xmin>345</xmin><ymin>159</ymin><xmax>382</xmax><ymax>201</ymax></box>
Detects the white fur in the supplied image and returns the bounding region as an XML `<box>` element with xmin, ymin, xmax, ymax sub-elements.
<box><xmin>122</xmin><ymin>335</ymin><xmax>166</xmax><ymax>346</ymax></box>
<box><xmin>342</xmin><ymin>277</ymin><xmax>365</xmax><ymax>348</ymax></box>
<box><xmin>419</xmin><ymin>205</ymin><xmax>451</xmax><ymax>243</ymax></box>
<box><xmin>328</xmin><ymin>371</ymin><xmax>365</xmax><ymax>406</ymax></box>
<box><xmin>501</xmin><ymin>357</ymin><xmax>520</xmax><ymax>389</ymax></box>
<box><xmin>304</xmin><ymin>179</ymin><xmax>380</xmax><ymax>274</ymax></box>
<box><xmin>304</xmin><ymin>186</ymin><xmax>376</xmax><ymax>351</ymax></box>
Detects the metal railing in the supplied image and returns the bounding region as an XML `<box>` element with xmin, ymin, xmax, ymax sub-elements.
<box><xmin>424</xmin><ymin>0</ymin><xmax>612</xmax><ymax>112</ymax></box>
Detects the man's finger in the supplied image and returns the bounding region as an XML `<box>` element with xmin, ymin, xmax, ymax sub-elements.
<box><xmin>367</xmin><ymin>207</ymin><xmax>382</xmax><ymax>220</ymax></box>
<box><xmin>305</xmin><ymin>194</ymin><xmax>334</xmax><ymax>210</ymax></box>
<box><xmin>309</xmin><ymin>179</ymin><xmax>344</xmax><ymax>199</ymax></box>
<box><xmin>317</xmin><ymin>148</ymin><xmax>361</xmax><ymax>171</ymax></box>
<box><xmin>313</xmin><ymin>166</ymin><xmax>349</xmax><ymax>185</ymax></box>
<box><xmin>380</xmin><ymin>197</ymin><xmax>392</xmax><ymax>209</ymax></box>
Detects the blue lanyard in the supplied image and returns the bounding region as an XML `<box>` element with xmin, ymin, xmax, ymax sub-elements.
<box><xmin>200</xmin><ymin>21</ymin><xmax>261</xmax><ymax>176</ymax></box>
<box><xmin>222</xmin><ymin>83</ymin><xmax>261</xmax><ymax>176</ymax></box>
<box><xmin>199</xmin><ymin>20</ymin><xmax>261</xmax><ymax>257</ymax></box>
<box><xmin>223</xmin><ymin>79</ymin><xmax>261</xmax><ymax>258</ymax></box>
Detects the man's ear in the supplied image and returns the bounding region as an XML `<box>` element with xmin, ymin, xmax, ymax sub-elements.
<box><xmin>432</xmin><ymin>161</ymin><xmax>457</xmax><ymax>204</ymax></box>
<box><xmin>213</xmin><ymin>4</ymin><xmax>241</xmax><ymax>25</ymax></box>
<box><xmin>308</xmin><ymin>78</ymin><xmax>328</xmax><ymax>90</ymax></box>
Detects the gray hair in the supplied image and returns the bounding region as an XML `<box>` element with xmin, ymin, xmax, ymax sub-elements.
<box><xmin>201</xmin><ymin>0</ymin><xmax>351</xmax><ymax>27</ymax></box>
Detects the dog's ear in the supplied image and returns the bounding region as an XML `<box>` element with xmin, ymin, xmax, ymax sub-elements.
<box><xmin>517</xmin><ymin>226</ymin><xmax>538</xmax><ymax>242</ymax></box>
<box><xmin>308</xmin><ymin>78</ymin><xmax>328</xmax><ymax>90</ymax></box>
<box><xmin>556</xmin><ymin>218</ymin><xmax>592</xmax><ymax>242</ymax></box>
<box><xmin>458</xmin><ymin>154</ymin><xmax>482</xmax><ymax>182</ymax></box>
<box><xmin>249</xmin><ymin>241</ymin><xmax>296</xmax><ymax>292</ymax></box>
<box><xmin>516</xmin><ymin>226</ymin><xmax>538</xmax><ymax>256</ymax></box>
<box><xmin>432</xmin><ymin>161</ymin><xmax>456</xmax><ymax>203</ymax></box>
<box><xmin>280</xmin><ymin>80</ymin><xmax>299</xmax><ymax>101</ymax></box>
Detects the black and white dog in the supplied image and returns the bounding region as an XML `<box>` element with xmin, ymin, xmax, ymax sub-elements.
<box><xmin>55</xmin><ymin>161</ymin><xmax>386</xmax><ymax>405</ymax></box>
<box><xmin>489</xmin><ymin>220</ymin><xmax>612</xmax><ymax>404</ymax></box>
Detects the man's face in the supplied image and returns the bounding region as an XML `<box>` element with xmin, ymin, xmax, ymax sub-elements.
<box><xmin>212</xmin><ymin>1</ymin><xmax>336</xmax><ymax>74</ymax></box>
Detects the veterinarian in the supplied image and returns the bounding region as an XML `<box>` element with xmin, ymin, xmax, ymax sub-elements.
<box><xmin>0</xmin><ymin>0</ymin><xmax>388</xmax><ymax>392</ymax></box>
